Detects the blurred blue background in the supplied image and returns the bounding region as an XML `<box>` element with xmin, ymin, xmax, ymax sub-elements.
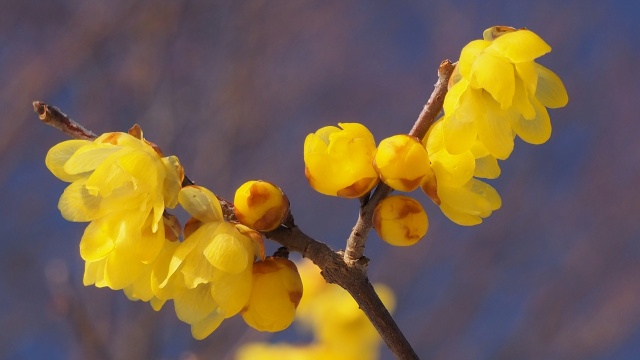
<box><xmin>1</xmin><ymin>1</ymin><xmax>639</xmax><ymax>359</ymax></box>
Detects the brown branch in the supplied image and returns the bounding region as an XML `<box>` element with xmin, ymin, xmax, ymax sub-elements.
<box><xmin>343</xmin><ymin>60</ymin><xmax>455</xmax><ymax>266</ymax></box>
<box><xmin>33</xmin><ymin>101</ymin><xmax>97</xmax><ymax>140</ymax></box>
<box><xmin>266</xmin><ymin>221</ymin><xmax>418</xmax><ymax>360</ymax></box>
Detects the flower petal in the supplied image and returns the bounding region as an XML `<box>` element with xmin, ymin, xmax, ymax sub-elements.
<box><xmin>476</xmin><ymin>93</ymin><xmax>515</xmax><ymax>160</ymax></box>
<box><xmin>79</xmin><ymin>218</ymin><xmax>115</xmax><ymax>262</ymax></box>
<box><xmin>191</xmin><ymin>308</ymin><xmax>225</xmax><ymax>340</ymax></box>
<box><xmin>471</xmin><ymin>53</ymin><xmax>515</xmax><ymax>108</ymax></box>
<box><xmin>178</xmin><ymin>186</ymin><xmax>224</xmax><ymax>223</ymax></box>
<box><xmin>487</xmin><ymin>29</ymin><xmax>551</xmax><ymax>63</ymax></box>
<box><xmin>535</xmin><ymin>64</ymin><xmax>568</xmax><ymax>108</ymax></box>
<box><xmin>45</xmin><ymin>140</ymin><xmax>92</xmax><ymax>182</ymax></box>
<box><xmin>474</xmin><ymin>155</ymin><xmax>501</xmax><ymax>179</ymax></box>
<box><xmin>63</xmin><ymin>143</ymin><xmax>121</xmax><ymax>175</ymax></box>
<box><xmin>58</xmin><ymin>178</ymin><xmax>104</xmax><ymax>222</ymax></box>
<box><xmin>203</xmin><ymin>226</ymin><xmax>251</xmax><ymax>274</ymax></box>
<box><xmin>173</xmin><ymin>283</ymin><xmax>218</xmax><ymax>324</ymax></box>
<box><xmin>511</xmin><ymin>98</ymin><xmax>552</xmax><ymax>145</ymax></box>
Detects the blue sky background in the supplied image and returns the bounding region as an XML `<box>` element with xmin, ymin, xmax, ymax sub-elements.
<box><xmin>1</xmin><ymin>1</ymin><xmax>639</xmax><ymax>359</ymax></box>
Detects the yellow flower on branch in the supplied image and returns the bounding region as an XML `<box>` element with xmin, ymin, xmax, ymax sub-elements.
<box><xmin>304</xmin><ymin>123</ymin><xmax>379</xmax><ymax>198</ymax></box>
<box><xmin>45</xmin><ymin>126</ymin><xmax>184</xmax><ymax>290</ymax></box>
<box><xmin>443</xmin><ymin>26</ymin><xmax>568</xmax><ymax>159</ymax></box>
<box><xmin>156</xmin><ymin>185</ymin><xmax>261</xmax><ymax>339</ymax></box>
<box><xmin>423</xmin><ymin>119</ymin><xmax>502</xmax><ymax>226</ymax></box>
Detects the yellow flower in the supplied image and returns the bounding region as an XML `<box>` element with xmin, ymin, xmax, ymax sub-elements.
<box><xmin>156</xmin><ymin>185</ymin><xmax>258</xmax><ymax>339</ymax></box>
<box><xmin>373</xmin><ymin>134</ymin><xmax>434</xmax><ymax>192</ymax></box>
<box><xmin>46</xmin><ymin>130</ymin><xmax>182</xmax><ymax>230</ymax></box>
<box><xmin>241</xmin><ymin>257</ymin><xmax>303</xmax><ymax>332</ymax></box>
<box><xmin>423</xmin><ymin>119</ymin><xmax>502</xmax><ymax>226</ymax></box>
<box><xmin>46</xmin><ymin>127</ymin><xmax>184</xmax><ymax>290</ymax></box>
<box><xmin>304</xmin><ymin>123</ymin><xmax>379</xmax><ymax>198</ymax></box>
<box><xmin>443</xmin><ymin>26</ymin><xmax>568</xmax><ymax>159</ymax></box>
<box><xmin>425</xmin><ymin>119</ymin><xmax>500</xmax><ymax>188</ymax></box>
<box><xmin>234</xmin><ymin>180</ymin><xmax>290</xmax><ymax>231</ymax></box>
<box><xmin>372</xmin><ymin>195</ymin><xmax>428</xmax><ymax>246</ymax></box>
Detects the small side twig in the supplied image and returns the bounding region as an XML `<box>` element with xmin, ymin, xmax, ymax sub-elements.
<box><xmin>33</xmin><ymin>101</ymin><xmax>97</xmax><ymax>140</ymax></box>
<box><xmin>343</xmin><ymin>60</ymin><xmax>455</xmax><ymax>266</ymax></box>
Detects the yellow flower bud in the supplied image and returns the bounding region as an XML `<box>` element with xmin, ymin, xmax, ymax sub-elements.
<box><xmin>304</xmin><ymin>123</ymin><xmax>379</xmax><ymax>198</ymax></box>
<box><xmin>373</xmin><ymin>135</ymin><xmax>433</xmax><ymax>192</ymax></box>
<box><xmin>241</xmin><ymin>257</ymin><xmax>303</xmax><ymax>332</ymax></box>
<box><xmin>234</xmin><ymin>180</ymin><xmax>290</xmax><ymax>232</ymax></box>
<box><xmin>373</xmin><ymin>195</ymin><xmax>428</xmax><ymax>246</ymax></box>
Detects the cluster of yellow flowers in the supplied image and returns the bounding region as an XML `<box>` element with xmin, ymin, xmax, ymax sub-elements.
<box><xmin>304</xmin><ymin>26</ymin><xmax>567</xmax><ymax>245</ymax></box>
<box><xmin>236</xmin><ymin>259</ymin><xmax>395</xmax><ymax>360</ymax></box>
<box><xmin>46</xmin><ymin>127</ymin><xmax>299</xmax><ymax>339</ymax></box>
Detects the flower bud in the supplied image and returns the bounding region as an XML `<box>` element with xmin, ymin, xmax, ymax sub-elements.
<box><xmin>234</xmin><ymin>180</ymin><xmax>290</xmax><ymax>232</ymax></box>
<box><xmin>373</xmin><ymin>134</ymin><xmax>433</xmax><ymax>192</ymax></box>
<box><xmin>241</xmin><ymin>257</ymin><xmax>303</xmax><ymax>332</ymax></box>
<box><xmin>373</xmin><ymin>195</ymin><xmax>428</xmax><ymax>246</ymax></box>
<box><xmin>304</xmin><ymin>123</ymin><xmax>378</xmax><ymax>198</ymax></box>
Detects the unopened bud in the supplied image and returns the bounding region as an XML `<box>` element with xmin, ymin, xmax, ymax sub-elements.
<box><xmin>234</xmin><ymin>180</ymin><xmax>290</xmax><ymax>232</ymax></box>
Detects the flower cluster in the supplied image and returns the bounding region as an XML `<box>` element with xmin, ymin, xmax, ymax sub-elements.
<box><xmin>236</xmin><ymin>259</ymin><xmax>395</xmax><ymax>360</ymax></box>
<box><xmin>46</xmin><ymin>127</ymin><xmax>299</xmax><ymax>339</ymax></box>
<box><xmin>304</xmin><ymin>26</ymin><xmax>567</xmax><ymax>240</ymax></box>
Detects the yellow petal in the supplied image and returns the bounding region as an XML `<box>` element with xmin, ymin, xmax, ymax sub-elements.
<box><xmin>162</xmin><ymin>156</ymin><xmax>183</xmax><ymax>209</ymax></box>
<box><xmin>511</xmin><ymin>78</ymin><xmax>536</xmax><ymax>120</ymax></box>
<box><xmin>203</xmin><ymin>226</ymin><xmax>251</xmax><ymax>274</ymax></box>
<box><xmin>58</xmin><ymin>178</ymin><xmax>104</xmax><ymax>222</ymax></box>
<box><xmin>104</xmin><ymin>248</ymin><xmax>144</xmax><ymax>289</ymax></box>
<box><xmin>515</xmin><ymin>61</ymin><xmax>538</xmax><ymax>96</ymax></box>
<box><xmin>83</xmin><ymin>259</ymin><xmax>106</xmax><ymax>286</ymax></box>
<box><xmin>84</xmin><ymin>150</ymin><xmax>133</xmax><ymax>197</ymax></box>
<box><xmin>486</xmin><ymin>29</ymin><xmax>551</xmax><ymax>63</ymax></box>
<box><xmin>474</xmin><ymin>156</ymin><xmax>501</xmax><ymax>179</ymax></box>
<box><xmin>442</xmin><ymin>89</ymin><xmax>480</xmax><ymax>155</ymax></box>
<box><xmin>535</xmin><ymin>64</ymin><xmax>568</xmax><ymax>108</ymax></box>
<box><xmin>45</xmin><ymin>140</ymin><xmax>93</xmax><ymax>182</ymax></box>
<box><xmin>476</xmin><ymin>93</ymin><xmax>515</xmax><ymax>160</ymax></box>
<box><xmin>79</xmin><ymin>218</ymin><xmax>115</xmax><ymax>262</ymax></box>
<box><xmin>458</xmin><ymin>40</ymin><xmax>491</xmax><ymax>80</ymax></box>
<box><xmin>210</xmin><ymin>265</ymin><xmax>253</xmax><ymax>317</ymax></box>
<box><xmin>443</xmin><ymin>78</ymin><xmax>470</xmax><ymax>116</ymax></box>
<box><xmin>178</xmin><ymin>186</ymin><xmax>224</xmax><ymax>223</ymax></box>
<box><xmin>510</xmin><ymin>98</ymin><xmax>552</xmax><ymax>145</ymax></box>
<box><xmin>173</xmin><ymin>283</ymin><xmax>218</xmax><ymax>324</ymax></box>
<box><xmin>430</xmin><ymin>149</ymin><xmax>475</xmax><ymax>188</ymax></box>
<box><xmin>438</xmin><ymin>179</ymin><xmax>501</xmax><ymax>216</ymax></box>
<box><xmin>191</xmin><ymin>309</ymin><xmax>225</xmax><ymax>340</ymax></box>
<box><xmin>63</xmin><ymin>143</ymin><xmax>121</xmax><ymax>175</ymax></box>
<box><xmin>439</xmin><ymin>203</ymin><xmax>482</xmax><ymax>226</ymax></box>
<box><xmin>162</xmin><ymin>225</ymin><xmax>203</xmax><ymax>288</ymax></box>
<box><xmin>471</xmin><ymin>53</ymin><xmax>515</xmax><ymax>108</ymax></box>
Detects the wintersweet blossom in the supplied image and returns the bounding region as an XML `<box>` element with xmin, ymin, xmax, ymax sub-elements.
<box><xmin>157</xmin><ymin>185</ymin><xmax>260</xmax><ymax>339</ymax></box>
<box><xmin>423</xmin><ymin>119</ymin><xmax>502</xmax><ymax>226</ymax></box>
<box><xmin>442</xmin><ymin>26</ymin><xmax>568</xmax><ymax>159</ymax></box>
<box><xmin>304</xmin><ymin>123</ymin><xmax>379</xmax><ymax>198</ymax></box>
<box><xmin>45</xmin><ymin>127</ymin><xmax>183</xmax><ymax>289</ymax></box>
